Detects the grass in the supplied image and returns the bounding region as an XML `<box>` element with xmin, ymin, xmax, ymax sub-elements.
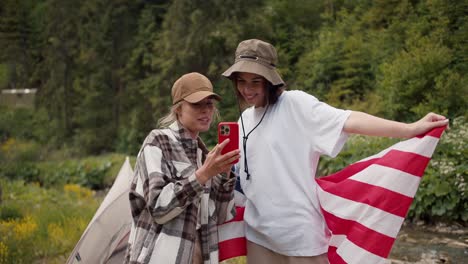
<box><xmin>0</xmin><ymin>179</ymin><xmax>101</xmax><ymax>263</ymax></box>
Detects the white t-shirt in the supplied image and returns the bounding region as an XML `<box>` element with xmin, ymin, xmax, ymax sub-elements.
<box><xmin>238</xmin><ymin>90</ymin><xmax>351</xmax><ymax>256</ymax></box>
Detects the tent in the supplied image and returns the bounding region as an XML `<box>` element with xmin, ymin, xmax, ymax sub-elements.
<box><xmin>66</xmin><ymin>157</ymin><xmax>134</xmax><ymax>264</ymax></box>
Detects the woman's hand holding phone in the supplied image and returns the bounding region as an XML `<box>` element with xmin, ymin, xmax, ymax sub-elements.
<box><xmin>195</xmin><ymin>139</ymin><xmax>240</xmax><ymax>185</ymax></box>
<box><xmin>217</xmin><ymin>122</ymin><xmax>239</xmax><ymax>164</ymax></box>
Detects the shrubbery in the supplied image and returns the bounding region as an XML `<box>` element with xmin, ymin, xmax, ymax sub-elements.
<box><xmin>0</xmin><ymin>152</ymin><xmax>127</xmax><ymax>190</ymax></box>
<box><xmin>0</xmin><ymin>180</ymin><xmax>100</xmax><ymax>264</ymax></box>
<box><xmin>0</xmin><ymin>106</ymin><xmax>51</xmax><ymax>144</ymax></box>
<box><xmin>0</xmin><ymin>109</ymin><xmax>129</xmax><ymax>189</ymax></box>
<box><xmin>409</xmin><ymin>116</ymin><xmax>467</xmax><ymax>222</ymax></box>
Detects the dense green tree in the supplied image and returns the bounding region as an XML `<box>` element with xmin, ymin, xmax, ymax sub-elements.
<box><xmin>71</xmin><ymin>0</ymin><xmax>142</xmax><ymax>153</ymax></box>
<box><xmin>295</xmin><ymin>7</ymin><xmax>377</xmax><ymax>112</ymax></box>
<box><xmin>377</xmin><ymin>0</ymin><xmax>467</xmax><ymax>120</ymax></box>
<box><xmin>0</xmin><ymin>0</ymin><xmax>466</xmax><ymax>154</ymax></box>
<box><xmin>136</xmin><ymin>0</ymin><xmax>268</xmax><ymax>146</ymax></box>
<box><xmin>118</xmin><ymin>1</ymin><xmax>169</xmax><ymax>154</ymax></box>
<box><xmin>0</xmin><ymin>0</ymin><xmax>38</xmax><ymax>88</ymax></box>
<box><xmin>35</xmin><ymin>0</ymin><xmax>81</xmax><ymax>140</ymax></box>
<box><xmin>265</xmin><ymin>0</ymin><xmax>324</xmax><ymax>82</ymax></box>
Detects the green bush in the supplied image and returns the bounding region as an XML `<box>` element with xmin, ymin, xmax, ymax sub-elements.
<box><xmin>0</xmin><ymin>204</ymin><xmax>23</xmax><ymax>221</ymax></box>
<box><xmin>37</xmin><ymin>156</ymin><xmax>117</xmax><ymax>189</ymax></box>
<box><xmin>1</xmin><ymin>153</ymin><xmax>128</xmax><ymax>190</ymax></box>
<box><xmin>0</xmin><ymin>179</ymin><xmax>100</xmax><ymax>263</ymax></box>
<box><xmin>76</xmin><ymin>161</ymin><xmax>112</xmax><ymax>190</ymax></box>
<box><xmin>0</xmin><ymin>107</ymin><xmax>51</xmax><ymax>144</ymax></box>
<box><xmin>73</xmin><ymin>153</ymin><xmax>130</xmax><ymax>187</ymax></box>
<box><xmin>409</xmin><ymin>116</ymin><xmax>467</xmax><ymax>222</ymax></box>
<box><xmin>0</xmin><ymin>162</ymin><xmax>41</xmax><ymax>183</ymax></box>
<box><xmin>37</xmin><ymin>154</ymin><xmax>125</xmax><ymax>190</ymax></box>
<box><xmin>0</xmin><ymin>138</ymin><xmax>41</xmax><ymax>163</ymax></box>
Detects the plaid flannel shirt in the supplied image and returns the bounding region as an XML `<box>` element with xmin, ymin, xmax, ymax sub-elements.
<box><xmin>124</xmin><ymin>121</ymin><xmax>237</xmax><ymax>264</ymax></box>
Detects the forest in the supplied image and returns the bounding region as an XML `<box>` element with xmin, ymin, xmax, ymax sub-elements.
<box><xmin>0</xmin><ymin>0</ymin><xmax>466</xmax><ymax>263</ymax></box>
<box><xmin>0</xmin><ymin>0</ymin><xmax>466</xmax><ymax>152</ymax></box>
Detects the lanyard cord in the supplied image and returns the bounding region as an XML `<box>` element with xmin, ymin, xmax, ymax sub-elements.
<box><xmin>238</xmin><ymin>100</ymin><xmax>269</xmax><ymax>180</ymax></box>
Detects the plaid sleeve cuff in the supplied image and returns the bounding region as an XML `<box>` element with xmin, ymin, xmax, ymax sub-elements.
<box><xmin>183</xmin><ymin>173</ymin><xmax>204</xmax><ymax>198</ymax></box>
<box><xmin>213</xmin><ymin>171</ymin><xmax>236</xmax><ymax>193</ymax></box>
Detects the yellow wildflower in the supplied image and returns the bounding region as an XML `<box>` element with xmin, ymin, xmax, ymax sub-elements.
<box><xmin>0</xmin><ymin>138</ymin><xmax>16</xmax><ymax>154</ymax></box>
<box><xmin>13</xmin><ymin>216</ymin><xmax>37</xmax><ymax>240</ymax></box>
<box><xmin>48</xmin><ymin>223</ymin><xmax>65</xmax><ymax>247</ymax></box>
<box><xmin>0</xmin><ymin>241</ymin><xmax>8</xmax><ymax>264</ymax></box>
<box><xmin>64</xmin><ymin>184</ymin><xmax>93</xmax><ymax>199</ymax></box>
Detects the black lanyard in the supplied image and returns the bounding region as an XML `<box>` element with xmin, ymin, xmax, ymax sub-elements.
<box><xmin>238</xmin><ymin>102</ymin><xmax>269</xmax><ymax>180</ymax></box>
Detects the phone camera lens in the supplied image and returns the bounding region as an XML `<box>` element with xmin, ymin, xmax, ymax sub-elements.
<box><xmin>221</xmin><ymin>125</ymin><xmax>230</xmax><ymax>135</ymax></box>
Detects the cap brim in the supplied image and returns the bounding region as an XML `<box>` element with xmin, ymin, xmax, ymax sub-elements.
<box><xmin>184</xmin><ymin>91</ymin><xmax>222</xmax><ymax>103</ymax></box>
<box><xmin>222</xmin><ymin>60</ymin><xmax>285</xmax><ymax>86</ymax></box>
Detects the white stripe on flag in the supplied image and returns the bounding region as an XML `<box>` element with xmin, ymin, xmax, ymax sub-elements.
<box><xmin>319</xmin><ymin>186</ymin><xmax>404</xmax><ymax>238</ymax></box>
<box><xmin>350</xmin><ymin>164</ymin><xmax>421</xmax><ymax>197</ymax></box>
<box><xmin>219</xmin><ymin>220</ymin><xmax>245</xmax><ymax>242</ymax></box>
<box><xmin>329</xmin><ymin>235</ymin><xmax>389</xmax><ymax>264</ymax></box>
<box><xmin>360</xmin><ymin>136</ymin><xmax>439</xmax><ymax>162</ymax></box>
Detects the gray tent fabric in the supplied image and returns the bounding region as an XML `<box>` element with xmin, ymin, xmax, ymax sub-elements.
<box><xmin>67</xmin><ymin>157</ymin><xmax>133</xmax><ymax>264</ymax></box>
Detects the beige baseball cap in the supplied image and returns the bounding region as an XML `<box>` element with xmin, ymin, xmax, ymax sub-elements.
<box><xmin>171</xmin><ymin>72</ymin><xmax>221</xmax><ymax>104</ymax></box>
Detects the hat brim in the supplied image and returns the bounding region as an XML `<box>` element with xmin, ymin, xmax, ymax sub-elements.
<box><xmin>183</xmin><ymin>91</ymin><xmax>222</xmax><ymax>103</ymax></box>
<box><xmin>222</xmin><ymin>60</ymin><xmax>285</xmax><ymax>87</ymax></box>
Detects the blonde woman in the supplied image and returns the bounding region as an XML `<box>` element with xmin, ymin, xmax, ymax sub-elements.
<box><xmin>125</xmin><ymin>72</ymin><xmax>240</xmax><ymax>264</ymax></box>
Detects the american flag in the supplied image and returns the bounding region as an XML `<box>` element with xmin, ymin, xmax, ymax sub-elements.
<box><xmin>218</xmin><ymin>126</ymin><xmax>446</xmax><ymax>263</ymax></box>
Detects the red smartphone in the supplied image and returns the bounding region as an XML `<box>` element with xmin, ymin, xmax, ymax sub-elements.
<box><xmin>218</xmin><ymin>122</ymin><xmax>239</xmax><ymax>164</ymax></box>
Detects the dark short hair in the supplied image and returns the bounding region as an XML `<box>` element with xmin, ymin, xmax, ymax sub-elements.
<box><xmin>232</xmin><ymin>73</ymin><xmax>283</xmax><ymax>109</ymax></box>
<box><xmin>266</xmin><ymin>81</ymin><xmax>282</xmax><ymax>105</ymax></box>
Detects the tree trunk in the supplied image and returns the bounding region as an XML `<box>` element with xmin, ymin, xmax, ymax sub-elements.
<box><xmin>63</xmin><ymin>59</ymin><xmax>72</xmax><ymax>137</ymax></box>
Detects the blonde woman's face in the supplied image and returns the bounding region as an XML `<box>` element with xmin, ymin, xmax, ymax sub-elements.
<box><xmin>236</xmin><ymin>72</ymin><xmax>267</xmax><ymax>107</ymax></box>
<box><xmin>177</xmin><ymin>97</ymin><xmax>215</xmax><ymax>139</ymax></box>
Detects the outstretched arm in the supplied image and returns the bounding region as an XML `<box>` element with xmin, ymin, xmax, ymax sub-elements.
<box><xmin>343</xmin><ymin>111</ymin><xmax>448</xmax><ymax>138</ymax></box>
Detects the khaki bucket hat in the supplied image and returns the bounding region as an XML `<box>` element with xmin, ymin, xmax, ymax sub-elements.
<box><xmin>172</xmin><ymin>72</ymin><xmax>221</xmax><ymax>104</ymax></box>
<box><xmin>222</xmin><ymin>39</ymin><xmax>285</xmax><ymax>87</ymax></box>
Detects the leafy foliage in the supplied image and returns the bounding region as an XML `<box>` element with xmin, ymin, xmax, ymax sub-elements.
<box><xmin>0</xmin><ymin>0</ymin><xmax>465</xmax><ymax>153</ymax></box>
<box><xmin>0</xmin><ymin>179</ymin><xmax>100</xmax><ymax>263</ymax></box>
<box><xmin>409</xmin><ymin>117</ymin><xmax>468</xmax><ymax>222</ymax></box>
<box><xmin>0</xmin><ymin>147</ymin><xmax>127</xmax><ymax>190</ymax></box>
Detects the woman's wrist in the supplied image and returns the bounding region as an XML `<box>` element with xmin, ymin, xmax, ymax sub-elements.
<box><xmin>195</xmin><ymin>168</ymin><xmax>209</xmax><ymax>185</ymax></box>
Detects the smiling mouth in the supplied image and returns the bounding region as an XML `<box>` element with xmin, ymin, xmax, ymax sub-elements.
<box><xmin>199</xmin><ymin>117</ymin><xmax>210</xmax><ymax>123</ymax></box>
<box><xmin>245</xmin><ymin>94</ymin><xmax>257</xmax><ymax>100</ymax></box>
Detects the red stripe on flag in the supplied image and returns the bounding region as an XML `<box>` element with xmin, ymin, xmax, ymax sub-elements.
<box><xmin>319</xmin><ymin>179</ymin><xmax>413</xmax><ymax>217</ymax></box>
<box><xmin>318</xmin><ymin>159</ymin><xmax>376</xmax><ymax>183</ymax></box>
<box><xmin>318</xmin><ymin>149</ymin><xmax>430</xmax><ymax>185</ymax></box>
<box><xmin>376</xmin><ymin>150</ymin><xmax>430</xmax><ymax>177</ymax></box>
<box><xmin>415</xmin><ymin>126</ymin><xmax>446</xmax><ymax>138</ymax></box>
<box><xmin>223</xmin><ymin>206</ymin><xmax>244</xmax><ymax>223</ymax></box>
<box><xmin>219</xmin><ymin>237</ymin><xmax>247</xmax><ymax>261</ymax></box>
<box><xmin>322</xmin><ymin>210</ymin><xmax>396</xmax><ymax>258</ymax></box>
<box><xmin>327</xmin><ymin>246</ymin><xmax>347</xmax><ymax>264</ymax></box>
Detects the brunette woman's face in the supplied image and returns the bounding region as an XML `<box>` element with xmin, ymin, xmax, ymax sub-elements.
<box><xmin>236</xmin><ymin>72</ymin><xmax>267</xmax><ymax>107</ymax></box>
<box><xmin>177</xmin><ymin>97</ymin><xmax>215</xmax><ymax>139</ymax></box>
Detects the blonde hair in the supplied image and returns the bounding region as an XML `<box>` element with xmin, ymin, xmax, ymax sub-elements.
<box><xmin>157</xmin><ymin>100</ymin><xmax>220</xmax><ymax>128</ymax></box>
<box><xmin>157</xmin><ymin>102</ymin><xmax>182</xmax><ymax>128</ymax></box>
